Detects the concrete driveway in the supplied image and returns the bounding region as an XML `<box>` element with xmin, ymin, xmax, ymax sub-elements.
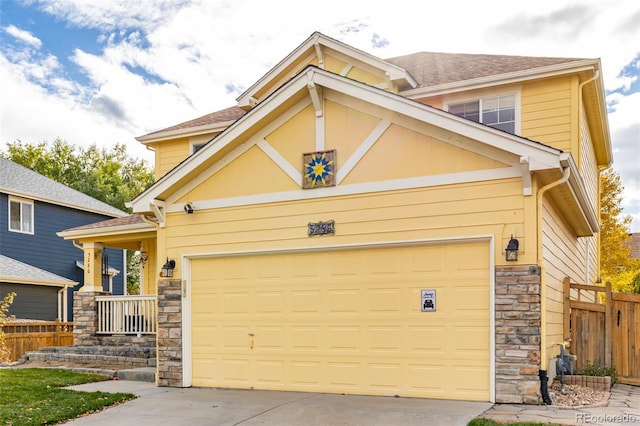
<box><xmin>64</xmin><ymin>380</ymin><xmax>492</xmax><ymax>426</ymax></box>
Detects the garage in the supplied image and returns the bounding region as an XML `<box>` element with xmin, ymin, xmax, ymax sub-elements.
<box><xmin>189</xmin><ymin>240</ymin><xmax>492</xmax><ymax>401</ymax></box>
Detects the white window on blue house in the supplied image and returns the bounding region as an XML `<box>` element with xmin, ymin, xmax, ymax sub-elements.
<box><xmin>9</xmin><ymin>196</ymin><xmax>34</xmax><ymax>234</ymax></box>
<box><xmin>448</xmin><ymin>94</ymin><xmax>517</xmax><ymax>134</ymax></box>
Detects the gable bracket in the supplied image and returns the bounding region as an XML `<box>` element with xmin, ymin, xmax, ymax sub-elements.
<box><xmin>149</xmin><ymin>199</ymin><xmax>166</xmax><ymax>228</ymax></box>
<box><xmin>313</xmin><ymin>41</ymin><xmax>324</xmax><ymax>69</ymax></box>
<box><xmin>307</xmin><ymin>71</ymin><xmax>324</xmax><ymax>117</ymax></box>
<box><xmin>520</xmin><ymin>156</ymin><xmax>532</xmax><ymax>196</ymax></box>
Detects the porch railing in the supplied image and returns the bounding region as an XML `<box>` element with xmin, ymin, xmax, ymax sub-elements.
<box><xmin>96</xmin><ymin>295</ymin><xmax>157</xmax><ymax>335</ymax></box>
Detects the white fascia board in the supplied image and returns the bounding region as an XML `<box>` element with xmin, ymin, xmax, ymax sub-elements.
<box><xmin>135</xmin><ymin>121</ymin><xmax>235</xmax><ymax>144</ymax></box>
<box><xmin>236</xmin><ymin>32</ymin><xmax>416</xmax><ymax>108</ymax></box>
<box><xmin>56</xmin><ymin>222</ymin><xmax>156</xmax><ymax>240</ymax></box>
<box><xmin>0</xmin><ymin>188</ymin><xmax>127</xmax><ymax>218</ymax></box>
<box><xmin>0</xmin><ymin>277</ymin><xmax>76</xmax><ymax>287</ymax></box>
<box><xmin>311</xmin><ymin>70</ymin><xmax>563</xmax><ymax>172</ymax></box>
<box><xmin>401</xmin><ymin>59</ymin><xmax>598</xmax><ymax>99</ymax></box>
<box><xmin>131</xmin><ymin>73</ymin><xmax>312</xmax><ymax>213</ymax></box>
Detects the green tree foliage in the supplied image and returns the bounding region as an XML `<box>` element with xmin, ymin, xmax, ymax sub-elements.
<box><xmin>1</xmin><ymin>139</ymin><xmax>155</xmax><ymax>294</ymax></box>
<box><xmin>2</xmin><ymin>139</ymin><xmax>154</xmax><ymax>212</ymax></box>
<box><xmin>0</xmin><ymin>292</ymin><xmax>17</xmax><ymax>364</ymax></box>
<box><xmin>599</xmin><ymin>169</ymin><xmax>636</xmax><ymax>291</ymax></box>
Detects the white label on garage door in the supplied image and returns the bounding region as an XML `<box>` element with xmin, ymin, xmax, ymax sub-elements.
<box><xmin>421</xmin><ymin>289</ymin><xmax>436</xmax><ymax>312</ymax></box>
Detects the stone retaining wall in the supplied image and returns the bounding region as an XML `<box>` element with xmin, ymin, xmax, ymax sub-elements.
<box><xmin>495</xmin><ymin>265</ymin><xmax>542</xmax><ymax>404</ymax></box>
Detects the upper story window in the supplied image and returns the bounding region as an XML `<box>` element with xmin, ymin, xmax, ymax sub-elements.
<box><xmin>9</xmin><ymin>196</ymin><xmax>34</xmax><ymax>234</ymax></box>
<box><xmin>191</xmin><ymin>143</ymin><xmax>206</xmax><ymax>154</ymax></box>
<box><xmin>448</xmin><ymin>94</ymin><xmax>517</xmax><ymax>135</ymax></box>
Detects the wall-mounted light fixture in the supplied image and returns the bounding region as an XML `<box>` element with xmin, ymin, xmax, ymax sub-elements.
<box><xmin>161</xmin><ymin>258</ymin><xmax>176</xmax><ymax>278</ymax></box>
<box><xmin>184</xmin><ymin>203</ymin><xmax>194</xmax><ymax>214</ymax></box>
<box><xmin>505</xmin><ymin>235</ymin><xmax>519</xmax><ymax>262</ymax></box>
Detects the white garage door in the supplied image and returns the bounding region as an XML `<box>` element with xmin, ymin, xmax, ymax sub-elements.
<box><xmin>190</xmin><ymin>241</ymin><xmax>491</xmax><ymax>401</ymax></box>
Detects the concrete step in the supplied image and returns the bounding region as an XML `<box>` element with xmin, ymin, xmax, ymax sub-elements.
<box><xmin>116</xmin><ymin>367</ymin><xmax>156</xmax><ymax>382</ymax></box>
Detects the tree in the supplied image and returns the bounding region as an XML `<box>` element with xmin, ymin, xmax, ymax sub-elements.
<box><xmin>0</xmin><ymin>292</ymin><xmax>16</xmax><ymax>364</ymax></box>
<box><xmin>599</xmin><ymin>169</ymin><xmax>635</xmax><ymax>288</ymax></box>
<box><xmin>1</xmin><ymin>139</ymin><xmax>155</xmax><ymax>295</ymax></box>
<box><xmin>2</xmin><ymin>139</ymin><xmax>154</xmax><ymax>212</ymax></box>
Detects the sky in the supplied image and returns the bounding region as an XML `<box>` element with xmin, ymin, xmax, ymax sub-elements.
<box><xmin>0</xmin><ymin>0</ymin><xmax>639</xmax><ymax>231</ymax></box>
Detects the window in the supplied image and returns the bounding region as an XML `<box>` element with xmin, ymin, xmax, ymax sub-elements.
<box><xmin>191</xmin><ymin>143</ymin><xmax>206</xmax><ymax>154</ymax></box>
<box><xmin>9</xmin><ymin>197</ymin><xmax>33</xmax><ymax>234</ymax></box>
<box><xmin>448</xmin><ymin>95</ymin><xmax>516</xmax><ymax>134</ymax></box>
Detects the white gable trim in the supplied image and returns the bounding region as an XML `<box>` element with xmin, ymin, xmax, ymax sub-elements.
<box><xmin>164</xmin><ymin>166</ymin><xmax>521</xmax><ymax>213</ymax></box>
<box><xmin>336</xmin><ymin>120</ymin><xmax>391</xmax><ymax>184</ymax></box>
<box><xmin>236</xmin><ymin>32</ymin><xmax>416</xmax><ymax>109</ymax></box>
<box><xmin>133</xmin><ymin>67</ymin><xmax>564</xmax><ymax>214</ymax></box>
<box><xmin>257</xmin><ymin>139</ymin><xmax>302</xmax><ymax>185</ymax></box>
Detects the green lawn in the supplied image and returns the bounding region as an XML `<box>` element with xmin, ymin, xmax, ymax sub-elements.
<box><xmin>0</xmin><ymin>368</ymin><xmax>134</xmax><ymax>425</ymax></box>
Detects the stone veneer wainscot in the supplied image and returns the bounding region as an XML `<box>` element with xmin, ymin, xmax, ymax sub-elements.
<box><xmin>495</xmin><ymin>265</ymin><xmax>542</xmax><ymax>404</ymax></box>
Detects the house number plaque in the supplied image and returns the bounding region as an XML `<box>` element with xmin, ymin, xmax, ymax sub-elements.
<box><xmin>308</xmin><ymin>220</ymin><xmax>335</xmax><ymax>236</ymax></box>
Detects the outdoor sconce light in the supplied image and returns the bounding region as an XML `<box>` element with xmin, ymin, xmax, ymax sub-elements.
<box><xmin>505</xmin><ymin>235</ymin><xmax>519</xmax><ymax>262</ymax></box>
<box><xmin>161</xmin><ymin>258</ymin><xmax>176</xmax><ymax>278</ymax></box>
<box><xmin>184</xmin><ymin>203</ymin><xmax>194</xmax><ymax>214</ymax></box>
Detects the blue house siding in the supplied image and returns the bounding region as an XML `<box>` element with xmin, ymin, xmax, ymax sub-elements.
<box><xmin>1</xmin><ymin>193</ymin><xmax>125</xmax><ymax>321</ymax></box>
<box><xmin>0</xmin><ymin>283</ymin><xmax>59</xmax><ymax>321</ymax></box>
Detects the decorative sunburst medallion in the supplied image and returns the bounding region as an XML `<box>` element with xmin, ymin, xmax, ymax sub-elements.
<box><xmin>302</xmin><ymin>150</ymin><xmax>336</xmax><ymax>189</ymax></box>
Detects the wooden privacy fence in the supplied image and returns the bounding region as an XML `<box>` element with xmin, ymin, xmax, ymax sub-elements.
<box><xmin>563</xmin><ymin>278</ymin><xmax>640</xmax><ymax>385</ymax></box>
<box><xmin>1</xmin><ymin>321</ymin><xmax>73</xmax><ymax>362</ymax></box>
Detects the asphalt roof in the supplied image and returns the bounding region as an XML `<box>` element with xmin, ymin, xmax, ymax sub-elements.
<box><xmin>139</xmin><ymin>51</ymin><xmax>586</xmax><ymax>139</ymax></box>
<box><xmin>0</xmin><ymin>157</ymin><xmax>126</xmax><ymax>217</ymax></box>
<box><xmin>0</xmin><ymin>254</ymin><xmax>76</xmax><ymax>285</ymax></box>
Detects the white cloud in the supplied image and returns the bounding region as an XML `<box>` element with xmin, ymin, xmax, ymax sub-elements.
<box><xmin>1</xmin><ymin>0</ymin><xmax>639</xmax><ymax>220</ymax></box>
<box><xmin>4</xmin><ymin>24</ymin><xmax>42</xmax><ymax>48</ymax></box>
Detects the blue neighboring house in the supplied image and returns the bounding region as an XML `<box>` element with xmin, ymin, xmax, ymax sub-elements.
<box><xmin>0</xmin><ymin>157</ymin><xmax>128</xmax><ymax>321</ymax></box>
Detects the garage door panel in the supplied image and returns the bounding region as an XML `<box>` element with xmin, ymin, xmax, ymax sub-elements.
<box><xmin>222</xmin><ymin>292</ymin><xmax>250</xmax><ymax>314</ymax></box>
<box><xmin>409</xmin><ymin>326</ymin><xmax>446</xmax><ymax>353</ymax></box>
<box><xmin>191</xmin><ymin>242</ymin><xmax>491</xmax><ymax>400</ymax></box>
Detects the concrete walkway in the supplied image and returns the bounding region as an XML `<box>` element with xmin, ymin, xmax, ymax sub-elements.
<box><xmin>62</xmin><ymin>381</ymin><xmax>640</xmax><ymax>426</ymax></box>
<box><xmin>63</xmin><ymin>380</ymin><xmax>492</xmax><ymax>426</ymax></box>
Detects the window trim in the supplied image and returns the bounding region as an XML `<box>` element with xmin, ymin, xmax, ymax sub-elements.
<box><xmin>444</xmin><ymin>87</ymin><xmax>522</xmax><ymax>135</ymax></box>
<box><xmin>8</xmin><ymin>196</ymin><xmax>34</xmax><ymax>235</ymax></box>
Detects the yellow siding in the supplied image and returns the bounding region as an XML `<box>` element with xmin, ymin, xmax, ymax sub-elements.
<box><xmin>164</xmin><ymin>178</ymin><xmax>526</xmax><ymax>278</ymax></box>
<box><xmin>323</xmin><ymin>55</ymin><xmax>348</xmax><ymax>74</ymax></box>
<box><xmin>180</xmin><ymin>145</ymin><xmax>299</xmax><ymax>201</ymax></box>
<box><xmin>155</xmin><ymin>138</ymin><xmax>191</xmax><ymax>179</ymax></box>
<box><xmin>521</xmin><ymin>76</ymin><xmax>574</xmax><ymax>152</ymax></box>
<box><xmin>344</xmin><ymin>66</ymin><xmax>388</xmax><ymax>88</ymax></box>
<box><xmin>579</xmin><ymin>106</ymin><xmax>599</xmax><ymax>214</ymax></box>
<box><xmin>542</xmin><ymin>197</ymin><xmax>597</xmax><ymax>367</ymax></box>
<box><xmin>266</xmin><ymin>104</ymin><xmax>316</xmax><ymax>165</ymax></box>
<box><xmin>342</xmin><ymin>123</ymin><xmax>506</xmax><ymax>184</ymax></box>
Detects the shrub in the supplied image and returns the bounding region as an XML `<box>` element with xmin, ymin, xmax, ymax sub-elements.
<box><xmin>578</xmin><ymin>362</ymin><xmax>618</xmax><ymax>384</ymax></box>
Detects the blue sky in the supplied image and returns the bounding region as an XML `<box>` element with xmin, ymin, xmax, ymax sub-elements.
<box><xmin>0</xmin><ymin>0</ymin><xmax>639</xmax><ymax>231</ymax></box>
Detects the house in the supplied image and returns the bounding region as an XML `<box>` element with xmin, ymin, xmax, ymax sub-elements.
<box><xmin>59</xmin><ymin>32</ymin><xmax>612</xmax><ymax>404</ymax></box>
<box><xmin>629</xmin><ymin>233</ymin><xmax>640</xmax><ymax>260</ymax></box>
<box><xmin>0</xmin><ymin>158</ymin><xmax>128</xmax><ymax>321</ymax></box>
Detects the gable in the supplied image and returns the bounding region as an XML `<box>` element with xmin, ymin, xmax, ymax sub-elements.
<box><xmin>237</xmin><ymin>32</ymin><xmax>416</xmax><ymax>109</ymax></box>
<box><xmin>132</xmin><ymin>66</ymin><xmax>568</xmax><ymax>218</ymax></box>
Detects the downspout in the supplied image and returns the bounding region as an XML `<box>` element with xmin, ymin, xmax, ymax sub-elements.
<box><xmin>536</xmin><ymin>164</ymin><xmax>571</xmax><ymax>403</ymax></box>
